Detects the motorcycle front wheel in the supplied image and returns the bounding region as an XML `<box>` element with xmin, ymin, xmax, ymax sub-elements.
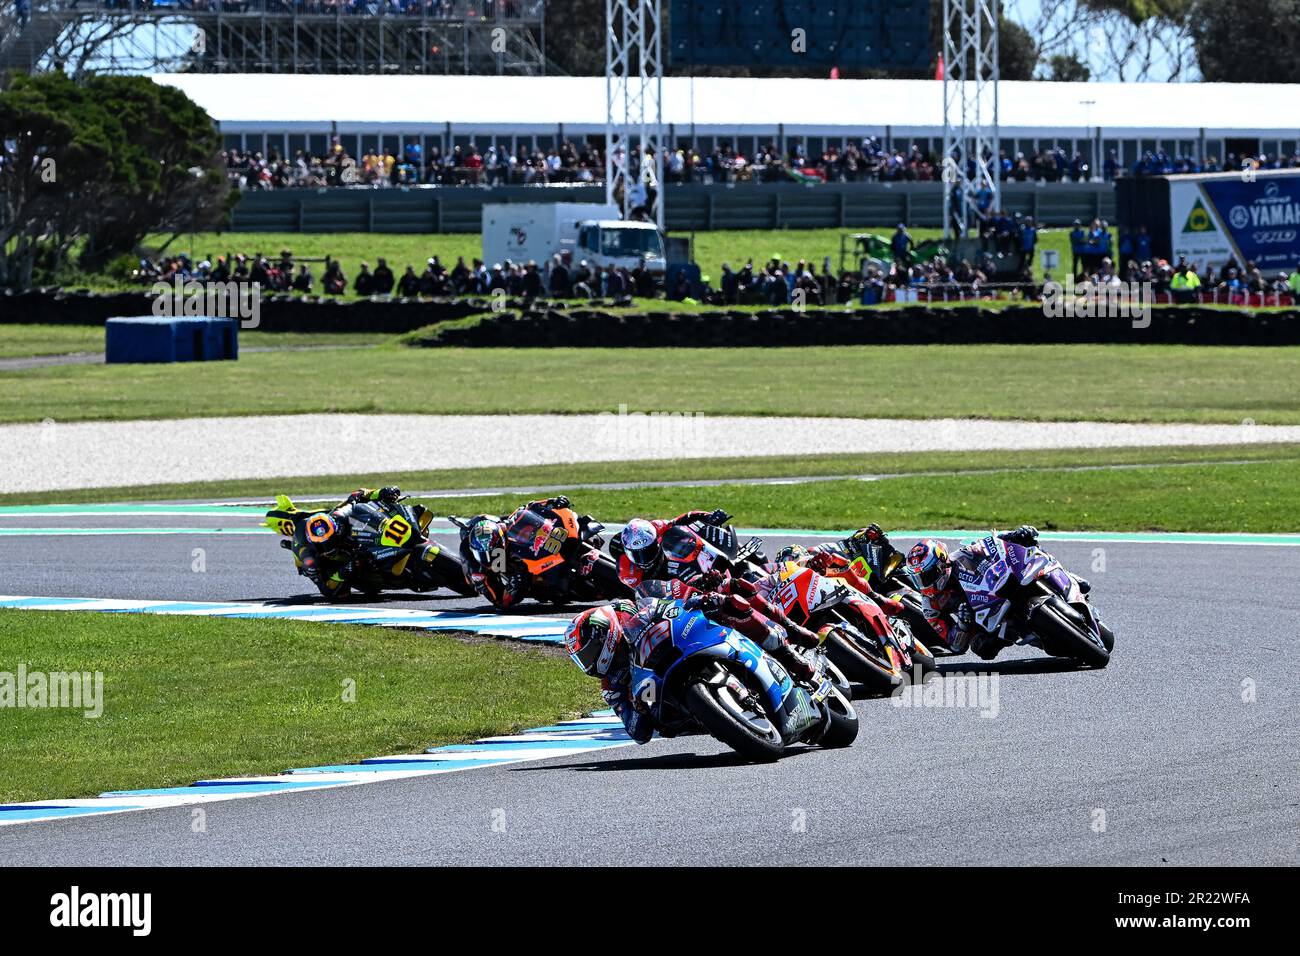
<box><xmin>1030</xmin><ymin>598</ymin><xmax>1111</xmax><ymax>668</ymax></box>
<box><xmin>816</xmin><ymin>690</ymin><xmax>859</xmax><ymax>749</ymax></box>
<box><xmin>683</xmin><ymin>669</ymin><xmax>784</xmax><ymax>762</ymax></box>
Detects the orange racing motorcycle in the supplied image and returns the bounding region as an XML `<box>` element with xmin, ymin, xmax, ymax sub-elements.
<box><xmin>451</xmin><ymin>498</ymin><xmax>629</xmax><ymax>609</ymax></box>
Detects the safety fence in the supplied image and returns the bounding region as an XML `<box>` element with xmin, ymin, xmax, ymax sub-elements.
<box><xmin>228</xmin><ymin>181</ymin><xmax>1117</xmax><ymax>233</ymax></box>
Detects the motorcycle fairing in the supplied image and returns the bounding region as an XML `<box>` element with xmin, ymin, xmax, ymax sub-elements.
<box><xmin>630</xmin><ymin>600</ymin><xmax>818</xmax><ymax>741</ymax></box>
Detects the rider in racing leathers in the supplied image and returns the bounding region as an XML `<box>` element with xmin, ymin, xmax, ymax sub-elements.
<box><xmin>615</xmin><ymin>510</ymin><xmax>729</xmax><ymax>590</ymax></box>
<box><xmin>565</xmin><ymin>589</ymin><xmax>820</xmax><ymax>743</ymax></box>
<box><xmin>458</xmin><ymin>495</ymin><xmax>581</xmax><ymax>609</ymax></box>
<box><xmin>854</xmin><ymin>524</ymin><xmax>1075</xmax><ymax>659</ymax></box>
<box><xmin>293</xmin><ymin>486</ymin><xmax>403</xmax><ymax>598</ymax></box>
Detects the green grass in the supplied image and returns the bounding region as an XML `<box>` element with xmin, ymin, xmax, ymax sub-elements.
<box><xmin>0</xmin><ymin>610</ymin><xmax>600</xmax><ymax>804</ymax></box>
<box><xmin>0</xmin><ymin>324</ymin><xmax>394</xmax><ymax>360</ymax></box>
<box><xmin>2</xmin><ymin>442</ymin><xmax>1296</xmax><ymax>507</ymax></box>
<box><xmin>401</xmin><ymin>457</ymin><xmax>1300</xmax><ymax>535</ymax></box>
<box><xmin>3</xmin><ymin>344</ymin><xmax>1299</xmax><ymax>425</ymax></box>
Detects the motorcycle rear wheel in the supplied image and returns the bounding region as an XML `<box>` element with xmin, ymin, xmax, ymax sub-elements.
<box><xmin>683</xmin><ymin>674</ymin><xmax>784</xmax><ymax>763</ymax></box>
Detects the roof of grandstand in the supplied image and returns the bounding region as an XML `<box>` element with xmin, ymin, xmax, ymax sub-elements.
<box><xmin>155</xmin><ymin>74</ymin><xmax>1300</xmax><ymax>138</ymax></box>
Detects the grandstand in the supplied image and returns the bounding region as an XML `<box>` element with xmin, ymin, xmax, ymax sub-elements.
<box><xmin>159</xmin><ymin>73</ymin><xmax>1300</xmax><ymax>179</ymax></box>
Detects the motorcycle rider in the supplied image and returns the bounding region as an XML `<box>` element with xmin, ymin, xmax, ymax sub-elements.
<box><xmin>565</xmin><ymin>588</ymin><xmax>819</xmax><ymax>744</ymax></box>
<box><xmin>459</xmin><ymin>495</ymin><xmax>583</xmax><ymax>609</ymax></box>
<box><xmin>293</xmin><ymin>486</ymin><xmax>403</xmax><ymax>597</ymax></box>
<box><xmin>767</xmin><ymin>543</ymin><xmax>907</xmax><ymax>617</ymax></box>
<box><xmin>849</xmin><ymin>524</ymin><xmax>1071</xmax><ymax>659</ymax></box>
<box><xmin>615</xmin><ymin>509</ymin><xmax>730</xmax><ymax>589</ymax></box>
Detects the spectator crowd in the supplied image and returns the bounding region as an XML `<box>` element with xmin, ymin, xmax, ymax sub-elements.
<box><xmin>224</xmin><ymin>132</ymin><xmax>1300</xmax><ymax>193</ymax></box>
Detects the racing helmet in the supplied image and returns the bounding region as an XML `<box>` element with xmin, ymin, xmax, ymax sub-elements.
<box><xmin>464</xmin><ymin>515</ymin><xmax>508</xmax><ymax>570</ymax></box>
<box><xmin>620</xmin><ymin>518</ymin><xmax>661</xmax><ymax>570</ymax></box>
<box><xmin>774</xmin><ymin>544</ymin><xmax>809</xmax><ymax>565</ymax></box>
<box><xmin>907</xmin><ymin>539</ymin><xmax>952</xmax><ymax>593</ymax></box>
<box><xmin>305</xmin><ymin>512</ymin><xmax>339</xmax><ymax>546</ymax></box>
<box><xmin>564</xmin><ymin>602</ymin><xmax>635</xmax><ymax>676</ymax></box>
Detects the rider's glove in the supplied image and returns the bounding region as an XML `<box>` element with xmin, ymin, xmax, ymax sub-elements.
<box><xmin>851</xmin><ymin>524</ymin><xmax>889</xmax><ymax>549</ymax></box>
<box><xmin>345</xmin><ymin>488</ymin><xmax>368</xmax><ymax>504</ymax></box>
<box><xmin>377</xmin><ymin>486</ymin><xmax>401</xmax><ymax>504</ymax></box>
<box><xmin>1002</xmin><ymin>525</ymin><xmax>1039</xmax><ymax>547</ymax></box>
<box><xmin>705</xmin><ymin>509</ymin><xmax>729</xmax><ymax>526</ymax></box>
<box><xmin>953</xmin><ymin>604</ymin><xmax>975</xmax><ymax>634</ymax></box>
<box><xmin>547</xmin><ymin>495</ymin><xmax>571</xmax><ymax>510</ymax></box>
<box><xmin>696</xmin><ymin>569</ymin><xmax>727</xmax><ymax>592</ymax></box>
<box><xmin>806</xmin><ymin>551</ymin><xmax>844</xmax><ymax>574</ymax></box>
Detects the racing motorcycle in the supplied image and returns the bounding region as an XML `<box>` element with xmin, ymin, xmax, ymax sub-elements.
<box><xmin>958</xmin><ymin>533</ymin><xmax>1114</xmax><ymax>668</ymax></box>
<box><xmin>769</xmin><ymin>561</ymin><xmax>935</xmax><ymax>694</ymax></box>
<box><xmin>608</xmin><ymin>510</ymin><xmax>769</xmax><ymax>582</ymax></box>
<box><xmin>265</xmin><ymin>494</ymin><xmax>474</xmax><ymax>599</ymax></box>
<box><xmin>842</xmin><ymin>534</ymin><xmax>955</xmax><ymax>656</ymax></box>
<box><xmin>450</xmin><ymin>503</ymin><xmax>629</xmax><ymax>607</ymax></box>
<box><xmin>627</xmin><ymin>598</ymin><xmax>858</xmax><ymax>762</ymax></box>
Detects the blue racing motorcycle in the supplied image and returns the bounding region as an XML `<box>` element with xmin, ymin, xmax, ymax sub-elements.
<box><xmin>626</xmin><ymin>598</ymin><xmax>859</xmax><ymax>762</ymax></box>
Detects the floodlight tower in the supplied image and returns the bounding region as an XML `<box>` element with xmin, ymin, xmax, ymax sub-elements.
<box><xmin>605</xmin><ymin>0</ymin><xmax>665</xmax><ymax>229</ymax></box>
<box><xmin>941</xmin><ymin>0</ymin><xmax>1001</xmax><ymax>240</ymax></box>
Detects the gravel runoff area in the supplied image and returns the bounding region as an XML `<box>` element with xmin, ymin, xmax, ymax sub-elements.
<box><xmin>5</xmin><ymin>413</ymin><xmax>1300</xmax><ymax>493</ymax></box>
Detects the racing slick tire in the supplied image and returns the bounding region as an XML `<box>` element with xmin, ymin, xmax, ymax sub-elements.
<box><xmin>683</xmin><ymin>672</ymin><xmax>784</xmax><ymax>763</ymax></box>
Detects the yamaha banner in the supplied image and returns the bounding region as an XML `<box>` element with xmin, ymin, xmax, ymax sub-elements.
<box><xmin>1170</xmin><ymin>169</ymin><xmax>1300</xmax><ymax>272</ymax></box>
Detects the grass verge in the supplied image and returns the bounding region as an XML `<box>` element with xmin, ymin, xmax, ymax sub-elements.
<box><xmin>3</xmin><ymin>344</ymin><xmax>1300</xmax><ymax>425</ymax></box>
<box><xmin>2</xmin><ymin>442</ymin><xmax>1297</xmax><ymax>507</ymax></box>
<box><xmin>402</xmin><ymin>458</ymin><xmax>1300</xmax><ymax>535</ymax></box>
<box><xmin>0</xmin><ymin>611</ymin><xmax>600</xmax><ymax>804</ymax></box>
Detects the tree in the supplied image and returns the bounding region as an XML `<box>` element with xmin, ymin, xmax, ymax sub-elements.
<box><xmin>1045</xmin><ymin>53</ymin><xmax>1092</xmax><ymax>82</ymax></box>
<box><xmin>0</xmin><ymin>72</ymin><xmax>230</xmax><ymax>289</ymax></box>
<box><xmin>1190</xmin><ymin>0</ymin><xmax>1300</xmax><ymax>82</ymax></box>
<box><xmin>1020</xmin><ymin>0</ymin><xmax>1195</xmax><ymax>81</ymax></box>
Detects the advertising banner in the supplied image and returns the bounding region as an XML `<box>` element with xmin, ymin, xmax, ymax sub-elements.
<box><xmin>1170</xmin><ymin>171</ymin><xmax>1300</xmax><ymax>272</ymax></box>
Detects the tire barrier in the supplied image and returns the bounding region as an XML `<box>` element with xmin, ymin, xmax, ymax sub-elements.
<box><xmin>406</xmin><ymin>304</ymin><xmax>1300</xmax><ymax>347</ymax></box>
<box><xmin>1</xmin><ymin>289</ymin><xmax>493</xmax><ymax>334</ymax></box>
<box><xmin>8</xmin><ymin>288</ymin><xmax>1300</xmax><ymax>344</ymax></box>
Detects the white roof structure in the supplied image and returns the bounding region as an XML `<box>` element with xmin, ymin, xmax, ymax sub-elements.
<box><xmin>154</xmin><ymin>74</ymin><xmax>1300</xmax><ymax>140</ymax></box>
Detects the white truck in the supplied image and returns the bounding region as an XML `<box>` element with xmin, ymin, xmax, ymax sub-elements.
<box><xmin>481</xmin><ymin>202</ymin><xmax>667</xmax><ymax>276</ymax></box>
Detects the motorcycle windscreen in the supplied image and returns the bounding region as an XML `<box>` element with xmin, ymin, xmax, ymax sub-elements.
<box><xmin>506</xmin><ymin>509</ymin><xmax>561</xmax><ymax>555</ymax></box>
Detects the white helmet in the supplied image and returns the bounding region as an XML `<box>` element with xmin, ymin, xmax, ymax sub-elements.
<box><xmin>621</xmin><ymin>518</ymin><xmax>660</xmax><ymax>570</ymax></box>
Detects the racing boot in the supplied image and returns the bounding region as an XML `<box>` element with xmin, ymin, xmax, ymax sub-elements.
<box><xmin>771</xmin><ymin>639</ymin><xmax>818</xmax><ymax>684</ymax></box>
<box><xmin>970</xmin><ymin>632</ymin><xmax>1005</xmax><ymax>661</ymax></box>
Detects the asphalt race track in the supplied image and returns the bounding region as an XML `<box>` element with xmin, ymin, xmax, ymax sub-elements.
<box><xmin>0</xmin><ymin>513</ymin><xmax>1297</xmax><ymax>865</ymax></box>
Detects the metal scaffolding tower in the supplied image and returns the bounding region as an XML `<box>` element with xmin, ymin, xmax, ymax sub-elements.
<box><xmin>0</xmin><ymin>1</ymin><xmax>548</xmax><ymax>76</ymax></box>
<box><xmin>604</xmin><ymin>0</ymin><xmax>664</xmax><ymax>229</ymax></box>
<box><xmin>941</xmin><ymin>0</ymin><xmax>1001</xmax><ymax>240</ymax></box>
